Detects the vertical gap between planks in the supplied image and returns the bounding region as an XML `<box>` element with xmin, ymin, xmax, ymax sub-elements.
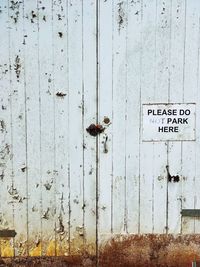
<box><xmin>138</xmin><ymin>0</ymin><xmax>143</xmax><ymax>234</ymax></box>
<box><xmin>180</xmin><ymin>0</ymin><xmax>187</xmax><ymax>234</ymax></box>
<box><xmin>124</xmin><ymin>0</ymin><xmax>128</xmax><ymax>234</ymax></box>
<box><xmin>66</xmin><ymin>0</ymin><xmax>71</xmax><ymax>255</ymax></box>
<box><xmin>194</xmin><ymin>6</ymin><xmax>200</xmax><ymax>234</ymax></box>
<box><xmin>51</xmin><ymin>0</ymin><xmax>56</xmax><ymax>255</ymax></box>
<box><xmin>22</xmin><ymin>0</ymin><xmax>29</xmax><ymax>255</ymax></box>
<box><xmin>111</xmin><ymin>0</ymin><xmax>114</xmax><ymax>235</ymax></box>
<box><xmin>166</xmin><ymin>0</ymin><xmax>173</xmax><ymax>235</ymax></box>
<box><xmin>81</xmin><ymin>0</ymin><xmax>86</xmax><ymax>250</ymax></box>
<box><xmin>124</xmin><ymin>0</ymin><xmax>126</xmax><ymax>232</ymax></box>
<box><xmin>195</xmin><ymin>17</ymin><xmax>200</xmax><ymax>233</ymax></box>
<box><xmin>152</xmin><ymin>0</ymin><xmax>158</xmax><ymax>233</ymax></box>
<box><xmin>37</xmin><ymin>0</ymin><xmax>43</xmax><ymax>254</ymax></box>
<box><xmin>96</xmin><ymin>0</ymin><xmax>99</xmax><ymax>264</ymax></box>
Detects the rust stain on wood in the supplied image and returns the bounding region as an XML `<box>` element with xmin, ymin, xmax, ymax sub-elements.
<box><xmin>1</xmin><ymin>255</ymin><xmax>95</xmax><ymax>266</ymax></box>
<box><xmin>99</xmin><ymin>234</ymin><xmax>200</xmax><ymax>267</ymax></box>
<box><xmin>0</xmin><ymin>234</ymin><xmax>200</xmax><ymax>266</ymax></box>
<box><xmin>86</xmin><ymin>124</ymin><xmax>105</xmax><ymax>137</ymax></box>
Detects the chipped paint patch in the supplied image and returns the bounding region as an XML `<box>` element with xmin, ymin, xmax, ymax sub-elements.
<box><xmin>14</xmin><ymin>55</ymin><xmax>21</xmax><ymax>81</ymax></box>
<box><xmin>117</xmin><ymin>2</ymin><xmax>126</xmax><ymax>32</ymax></box>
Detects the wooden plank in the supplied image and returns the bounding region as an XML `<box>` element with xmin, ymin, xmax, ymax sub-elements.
<box><xmin>167</xmin><ymin>0</ymin><xmax>185</xmax><ymax>234</ymax></box>
<box><xmin>112</xmin><ymin>0</ymin><xmax>128</xmax><ymax>234</ymax></box>
<box><xmin>152</xmin><ymin>0</ymin><xmax>170</xmax><ymax>234</ymax></box>
<box><xmin>82</xmin><ymin>0</ymin><xmax>97</xmax><ymax>254</ymax></box>
<box><xmin>98</xmin><ymin>0</ymin><xmax>113</xmax><ymax>239</ymax></box>
<box><xmin>52</xmin><ymin>0</ymin><xmax>70</xmax><ymax>256</ymax></box>
<box><xmin>23</xmin><ymin>0</ymin><xmax>43</xmax><ymax>257</ymax></box>
<box><xmin>38</xmin><ymin>0</ymin><xmax>56</xmax><ymax>255</ymax></box>
<box><xmin>140</xmin><ymin>0</ymin><xmax>157</xmax><ymax>233</ymax></box>
<box><xmin>8</xmin><ymin>0</ymin><xmax>28</xmax><ymax>256</ymax></box>
<box><xmin>181</xmin><ymin>0</ymin><xmax>200</xmax><ymax>234</ymax></box>
<box><xmin>125</xmin><ymin>0</ymin><xmax>142</xmax><ymax>234</ymax></box>
<box><xmin>68</xmin><ymin>0</ymin><xmax>84</xmax><ymax>254</ymax></box>
<box><xmin>195</xmin><ymin>5</ymin><xmax>200</xmax><ymax>234</ymax></box>
<box><xmin>0</xmin><ymin>0</ymin><xmax>15</xmax><ymax>257</ymax></box>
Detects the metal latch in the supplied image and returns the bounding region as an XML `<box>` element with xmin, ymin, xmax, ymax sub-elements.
<box><xmin>181</xmin><ymin>209</ymin><xmax>200</xmax><ymax>217</ymax></box>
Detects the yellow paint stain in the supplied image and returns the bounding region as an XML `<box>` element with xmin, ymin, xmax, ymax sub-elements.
<box><xmin>46</xmin><ymin>240</ymin><xmax>65</xmax><ymax>256</ymax></box>
<box><xmin>46</xmin><ymin>240</ymin><xmax>56</xmax><ymax>256</ymax></box>
<box><xmin>56</xmin><ymin>243</ymin><xmax>70</xmax><ymax>256</ymax></box>
<box><xmin>29</xmin><ymin>242</ymin><xmax>41</xmax><ymax>257</ymax></box>
<box><xmin>1</xmin><ymin>240</ymin><xmax>14</xmax><ymax>257</ymax></box>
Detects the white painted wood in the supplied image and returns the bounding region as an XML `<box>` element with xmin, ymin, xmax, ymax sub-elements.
<box><xmin>139</xmin><ymin>0</ymin><xmax>157</xmax><ymax>233</ymax></box>
<box><xmin>8</xmin><ymin>0</ymin><xmax>28</xmax><ymax>256</ymax></box>
<box><xmin>194</xmin><ymin>15</ymin><xmax>200</xmax><ymax>233</ymax></box>
<box><xmin>52</xmin><ymin>0</ymin><xmax>70</xmax><ymax>256</ymax></box>
<box><xmin>0</xmin><ymin>0</ymin><xmax>200</xmax><ymax>257</ymax></box>
<box><xmin>152</xmin><ymin>0</ymin><xmax>170</xmax><ymax>234</ymax></box>
<box><xmin>68</xmin><ymin>0</ymin><xmax>84</xmax><ymax>254</ymax></box>
<box><xmin>38</xmin><ymin>0</ymin><xmax>56</xmax><ymax>255</ymax></box>
<box><xmin>98</xmin><ymin>0</ymin><xmax>113</xmax><ymax>237</ymax></box>
<box><xmin>0</xmin><ymin>1</ymin><xmax>15</xmax><ymax>257</ymax></box>
<box><xmin>181</xmin><ymin>0</ymin><xmax>200</xmax><ymax>234</ymax></box>
<box><xmin>23</xmin><ymin>0</ymin><xmax>42</xmax><ymax>256</ymax></box>
<box><xmin>112</xmin><ymin>0</ymin><xmax>128</xmax><ymax>234</ymax></box>
<box><xmin>167</xmin><ymin>0</ymin><xmax>185</xmax><ymax>234</ymax></box>
<box><xmin>126</xmin><ymin>0</ymin><xmax>141</xmax><ymax>234</ymax></box>
<box><xmin>82</xmin><ymin>0</ymin><xmax>97</xmax><ymax>253</ymax></box>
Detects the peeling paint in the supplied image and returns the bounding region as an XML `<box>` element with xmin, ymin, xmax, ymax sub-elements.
<box><xmin>9</xmin><ymin>0</ymin><xmax>22</xmax><ymax>23</ymax></box>
<box><xmin>56</xmin><ymin>213</ymin><xmax>65</xmax><ymax>235</ymax></box>
<box><xmin>14</xmin><ymin>55</ymin><xmax>21</xmax><ymax>81</ymax></box>
<box><xmin>117</xmin><ymin>2</ymin><xmax>126</xmax><ymax>32</ymax></box>
<box><xmin>58</xmin><ymin>32</ymin><xmax>63</xmax><ymax>38</ymax></box>
<box><xmin>0</xmin><ymin>170</ymin><xmax>4</xmax><ymax>181</ymax></box>
<box><xmin>56</xmin><ymin>91</ymin><xmax>66</xmax><ymax>97</ymax></box>
<box><xmin>0</xmin><ymin>144</ymin><xmax>10</xmax><ymax>161</ymax></box>
<box><xmin>0</xmin><ymin>120</ymin><xmax>6</xmax><ymax>133</ymax></box>
<box><xmin>42</xmin><ymin>208</ymin><xmax>50</xmax><ymax>220</ymax></box>
<box><xmin>44</xmin><ymin>179</ymin><xmax>53</xmax><ymax>191</ymax></box>
<box><xmin>21</xmin><ymin>166</ymin><xmax>27</xmax><ymax>172</ymax></box>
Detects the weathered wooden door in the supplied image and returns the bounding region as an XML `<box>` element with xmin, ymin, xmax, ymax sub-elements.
<box><xmin>0</xmin><ymin>0</ymin><xmax>98</xmax><ymax>257</ymax></box>
<box><xmin>1</xmin><ymin>0</ymin><xmax>200</xmax><ymax>266</ymax></box>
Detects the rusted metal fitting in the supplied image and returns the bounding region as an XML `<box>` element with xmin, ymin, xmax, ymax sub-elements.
<box><xmin>103</xmin><ymin>117</ymin><xmax>110</xmax><ymax>124</ymax></box>
<box><xmin>166</xmin><ymin>165</ymin><xmax>180</xmax><ymax>182</ymax></box>
<box><xmin>86</xmin><ymin>124</ymin><xmax>105</xmax><ymax>137</ymax></box>
<box><xmin>0</xmin><ymin>229</ymin><xmax>17</xmax><ymax>238</ymax></box>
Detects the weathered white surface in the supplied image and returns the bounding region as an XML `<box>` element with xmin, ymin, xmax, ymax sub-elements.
<box><xmin>0</xmin><ymin>0</ymin><xmax>200</xmax><ymax>257</ymax></box>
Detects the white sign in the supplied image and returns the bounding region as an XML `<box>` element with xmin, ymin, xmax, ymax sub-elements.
<box><xmin>142</xmin><ymin>103</ymin><xmax>196</xmax><ymax>141</ymax></box>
